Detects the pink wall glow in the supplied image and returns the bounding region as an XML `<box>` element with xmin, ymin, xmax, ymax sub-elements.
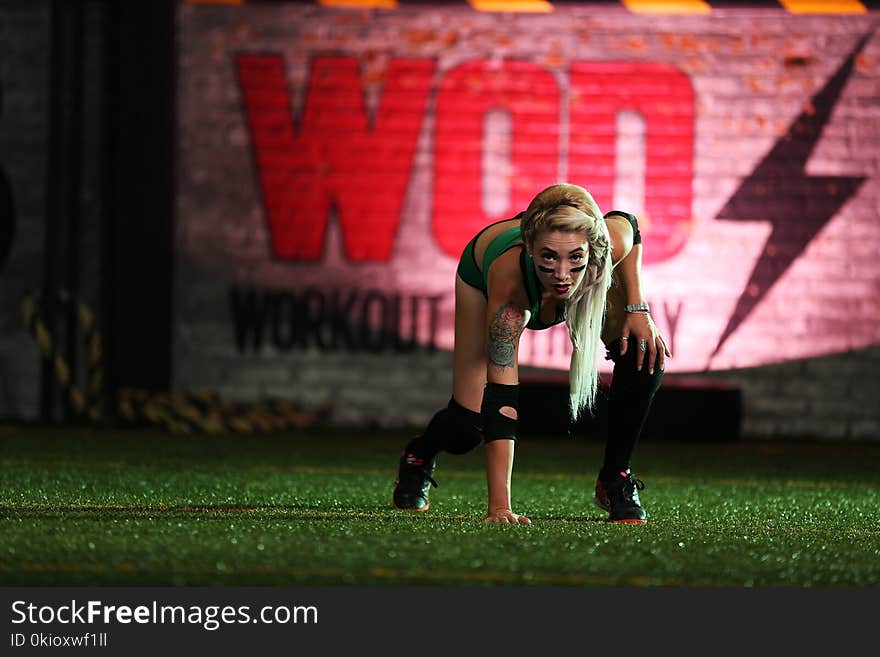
<box><xmin>176</xmin><ymin>6</ymin><xmax>880</xmax><ymax>376</ymax></box>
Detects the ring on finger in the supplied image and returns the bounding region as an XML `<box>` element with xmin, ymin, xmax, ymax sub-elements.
<box><xmin>638</xmin><ymin>339</ymin><xmax>647</xmax><ymax>351</ymax></box>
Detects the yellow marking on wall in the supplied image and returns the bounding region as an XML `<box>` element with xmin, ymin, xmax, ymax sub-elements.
<box><xmin>319</xmin><ymin>0</ymin><xmax>399</xmax><ymax>7</ymax></box>
<box><xmin>778</xmin><ymin>0</ymin><xmax>866</xmax><ymax>13</ymax></box>
<box><xmin>468</xmin><ymin>0</ymin><xmax>553</xmax><ymax>13</ymax></box>
<box><xmin>183</xmin><ymin>0</ymin><xmax>245</xmax><ymax>5</ymax></box>
<box><xmin>151</xmin><ymin>0</ymin><xmax>874</xmax><ymax>10</ymax></box>
<box><xmin>621</xmin><ymin>0</ymin><xmax>712</xmax><ymax>14</ymax></box>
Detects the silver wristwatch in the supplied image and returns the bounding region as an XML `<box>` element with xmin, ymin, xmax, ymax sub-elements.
<box><xmin>624</xmin><ymin>302</ymin><xmax>650</xmax><ymax>313</ymax></box>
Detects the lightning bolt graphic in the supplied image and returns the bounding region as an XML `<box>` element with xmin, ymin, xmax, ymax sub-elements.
<box><xmin>710</xmin><ymin>30</ymin><xmax>874</xmax><ymax>362</ymax></box>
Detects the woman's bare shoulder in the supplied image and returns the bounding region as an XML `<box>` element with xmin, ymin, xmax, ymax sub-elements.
<box><xmin>486</xmin><ymin>247</ymin><xmax>529</xmax><ymax>306</ymax></box>
<box><xmin>603</xmin><ymin>213</ymin><xmax>635</xmax><ymax>267</ymax></box>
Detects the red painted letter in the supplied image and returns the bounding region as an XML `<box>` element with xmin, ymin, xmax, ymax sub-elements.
<box><xmin>433</xmin><ymin>61</ymin><xmax>560</xmax><ymax>258</ymax></box>
<box><xmin>569</xmin><ymin>62</ymin><xmax>694</xmax><ymax>263</ymax></box>
<box><xmin>237</xmin><ymin>55</ymin><xmax>435</xmax><ymax>261</ymax></box>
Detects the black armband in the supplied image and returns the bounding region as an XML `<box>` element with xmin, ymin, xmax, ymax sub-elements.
<box><xmin>481</xmin><ymin>382</ymin><xmax>519</xmax><ymax>443</ymax></box>
<box><xmin>604</xmin><ymin>211</ymin><xmax>641</xmax><ymax>245</ymax></box>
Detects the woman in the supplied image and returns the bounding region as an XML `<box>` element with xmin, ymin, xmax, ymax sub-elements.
<box><xmin>392</xmin><ymin>183</ymin><xmax>671</xmax><ymax>524</ymax></box>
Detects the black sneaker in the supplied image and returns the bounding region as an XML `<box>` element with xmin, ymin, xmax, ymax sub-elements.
<box><xmin>594</xmin><ymin>471</ymin><xmax>647</xmax><ymax>524</ymax></box>
<box><xmin>392</xmin><ymin>452</ymin><xmax>438</xmax><ymax>512</ymax></box>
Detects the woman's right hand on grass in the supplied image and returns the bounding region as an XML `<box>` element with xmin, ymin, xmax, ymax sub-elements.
<box><xmin>484</xmin><ymin>507</ymin><xmax>531</xmax><ymax>525</ymax></box>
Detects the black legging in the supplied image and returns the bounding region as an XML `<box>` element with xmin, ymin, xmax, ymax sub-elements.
<box><xmin>601</xmin><ymin>338</ymin><xmax>664</xmax><ymax>479</ymax></box>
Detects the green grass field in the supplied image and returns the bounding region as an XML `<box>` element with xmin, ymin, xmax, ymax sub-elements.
<box><xmin>1</xmin><ymin>426</ymin><xmax>879</xmax><ymax>587</ymax></box>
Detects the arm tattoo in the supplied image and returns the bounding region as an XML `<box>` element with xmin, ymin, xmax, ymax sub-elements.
<box><xmin>488</xmin><ymin>302</ymin><xmax>524</xmax><ymax>371</ymax></box>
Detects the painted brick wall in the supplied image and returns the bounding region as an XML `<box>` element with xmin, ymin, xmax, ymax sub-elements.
<box><xmin>174</xmin><ymin>5</ymin><xmax>880</xmax><ymax>439</ymax></box>
<box><xmin>2</xmin><ymin>3</ymin><xmax>878</xmax><ymax>440</ymax></box>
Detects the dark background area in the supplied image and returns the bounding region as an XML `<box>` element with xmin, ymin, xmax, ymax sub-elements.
<box><xmin>1</xmin><ymin>1</ymin><xmax>175</xmax><ymax>422</ymax></box>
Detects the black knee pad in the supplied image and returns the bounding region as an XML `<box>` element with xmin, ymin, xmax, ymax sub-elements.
<box><xmin>426</xmin><ymin>397</ymin><xmax>484</xmax><ymax>455</ymax></box>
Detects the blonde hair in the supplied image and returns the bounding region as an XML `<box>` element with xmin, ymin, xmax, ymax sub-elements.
<box><xmin>522</xmin><ymin>183</ymin><xmax>612</xmax><ymax>419</ymax></box>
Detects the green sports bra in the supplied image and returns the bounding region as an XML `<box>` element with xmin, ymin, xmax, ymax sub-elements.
<box><xmin>481</xmin><ymin>225</ymin><xmax>566</xmax><ymax>331</ymax></box>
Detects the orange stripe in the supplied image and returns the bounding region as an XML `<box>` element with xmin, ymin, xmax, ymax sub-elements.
<box><xmin>183</xmin><ymin>0</ymin><xmax>245</xmax><ymax>5</ymax></box>
<box><xmin>319</xmin><ymin>0</ymin><xmax>399</xmax><ymax>7</ymax></box>
<box><xmin>468</xmin><ymin>0</ymin><xmax>553</xmax><ymax>12</ymax></box>
<box><xmin>621</xmin><ymin>0</ymin><xmax>711</xmax><ymax>13</ymax></box>
<box><xmin>778</xmin><ymin>0</ymin><xmax>866</xmax><ymax>13</ymax></box>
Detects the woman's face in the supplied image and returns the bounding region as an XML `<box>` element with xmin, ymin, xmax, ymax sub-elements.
<box><xmin>529</xmin><ymin>230</ymin><xmax>592</xmax><ymax>299</ymax></box>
